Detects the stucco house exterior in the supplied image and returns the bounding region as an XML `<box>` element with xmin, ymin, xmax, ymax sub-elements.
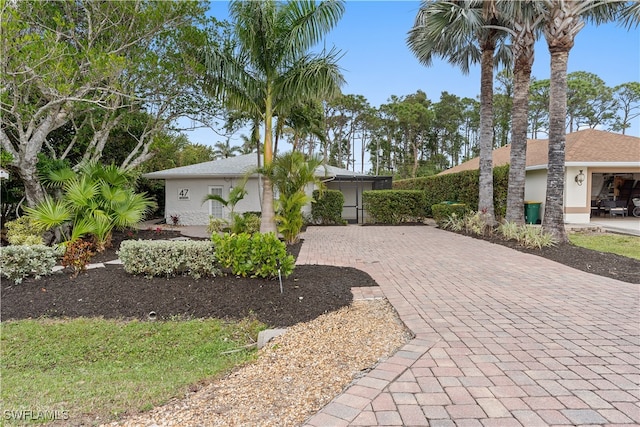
<box><xmin>440</xmin><ymin>129</ymin><xmax>640</xmax><ymax>224</ymax></box>
<box><xmin>143</xmin><ymin>154</ymin><xmax>392</xmax><ymax>225</ymax></box>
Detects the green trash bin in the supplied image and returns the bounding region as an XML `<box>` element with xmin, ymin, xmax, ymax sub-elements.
<box><xmin>524</xmin><ymin>201</ymin><xmax>541</xmax><ymax>224</ymax></box>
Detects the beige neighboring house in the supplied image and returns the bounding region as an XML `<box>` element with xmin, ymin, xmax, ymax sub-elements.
<box><xmin>143</xmin><ymin>154</ymin><xmax>392</xmax><ymax>225</ymax></box>
<box><xmin>440</xmin><ymin>129</ymin><xmax>640</xmax><ymax>224</ymax></box>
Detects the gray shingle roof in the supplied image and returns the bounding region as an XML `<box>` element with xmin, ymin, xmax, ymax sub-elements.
<box><xmin>143</xmin><ymin>154</ymin><xmax>373</xmax><ymax>180</ymax></box>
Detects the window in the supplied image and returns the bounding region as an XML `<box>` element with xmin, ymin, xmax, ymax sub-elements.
<box><xmin>208</xmin><ymin>186</ymin><xmax>224</xmax><ymax>218</ymax></box>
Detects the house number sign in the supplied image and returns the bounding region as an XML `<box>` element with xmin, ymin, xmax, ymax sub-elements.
<box><xmin>177</xmin><ymin>188</ymin><xmax>190</xmax><ymax>201</ymax></box>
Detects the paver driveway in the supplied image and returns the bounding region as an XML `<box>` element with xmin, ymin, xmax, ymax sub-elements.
<box><xmin>298</xmin><ymin>225</ymin><xmax>640</xmax><ymax>427</ymax></box>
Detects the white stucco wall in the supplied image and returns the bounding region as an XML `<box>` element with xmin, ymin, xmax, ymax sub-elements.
<box><xmin>524</xmin><ymin>169</ymin><xmax>547</xmax><ymax>222</ymax></box>
<box><xmin>565</xmin><ymin>166</ymin><xmax>591</xmax><ymax>224</ymax></box>
<box><xmin>164</xmin><ymin>177</ymin><xmax>262</xmax><ymax>225</ymax></box>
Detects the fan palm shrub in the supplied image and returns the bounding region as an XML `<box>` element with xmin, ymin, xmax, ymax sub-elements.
<box><xmin>25</xmin><ymin>162</ymin><xmax>152</xmax><ymax>251</ymax></box>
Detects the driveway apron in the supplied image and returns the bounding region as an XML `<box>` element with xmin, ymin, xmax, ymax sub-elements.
<box><xmin>298</xmin><ymin>225</ymin><xmax>640</xmax><ymax>427</ymax></box>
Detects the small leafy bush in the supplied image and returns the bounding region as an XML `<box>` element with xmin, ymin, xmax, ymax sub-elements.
<box><xmin>211</xmin><ymin>232</ymin><xmax>295</xmax><ymax>279</ymax></box>
<box><xmin>431</xmin><ymin>202</ymin><xmax>468</xmax><ymax>226</ymax></box>
<box><xmin>230</xmin><ymin>212</ymin><xmax>260</xmax><ymax>235</ymax></box>
<box><xmin>463</xmin><ymin>211</ymin><xmax>492</xmax><ymax>236</ymax></box>
<box><xmin>311</xmin><ymin>190</ymin><xmax>345</xmax><ymax>225</ymax></box>
<box><xmin>0</xmin><ymin>244</ymin><xmax>64</xmax><ymax>284</ymax></box>
<box><xmin>440</xmin><ymin>213</ymin><xmax>464</xmax><ymax>232</ymax></box>
<box><xmin>496</xmin><ymin>221</ymin><xmax>520</xmax><ymax>241</ymax></box>
<box><xmin>276</xmin><ymin>191</ymin><xmax>309</xmax><ymax>244</ymax></box>
<box><xmin>62</xmin><ymin>239</ymin><xmax>95</xmax><ymax>278</ymax></box>
<box><xmin>498</xmin><ymin>222</ymin><xmax>556</xmax><ymax>249</ymax></box>
<box><xmin>118</xmin><ymin>240</ymin><xmax>219</xmax><ymax>279</ymax></box>
<box><xmin>363</xmin><ymin>190</ymin><xmax>426</xmax><ymax>224</ymax></box>
<box><xmin>207</xmin><ymin>217</ymin><xmax>229</xmax><ymax>235</ymax></box>
<box><xmin>439</xmin><ymin>210</ymin><xmax>491</xmax><ymax>236</ymax></box>
<box><xmin>5</xmin><ymin>216</ymin><xmax>45</xmax><ymax>245</ymax></box>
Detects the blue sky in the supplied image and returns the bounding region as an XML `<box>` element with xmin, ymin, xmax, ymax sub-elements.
<box><xmin>186</xmin><ymin>1</ymin><xmax>640</xmax><ymax>148</ymax></box>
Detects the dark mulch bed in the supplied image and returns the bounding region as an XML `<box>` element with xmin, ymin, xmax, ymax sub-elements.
<box><xmin>2</xmin><ymin>226</ymin><xmax>638</xmax><ymax>327</ymax></box>
<box><xmin>456</xmin><ymin>229</ymin><xmax>640</xmax><ymax>284</ymax></box>
<box><xmin>1</xmin><ymin>230</ymin><xmax>376</xmax><ymax>327</ymax></box>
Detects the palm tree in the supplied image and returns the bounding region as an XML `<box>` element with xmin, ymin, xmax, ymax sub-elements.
<box><xmin>537</xmin><ymin>0</ymin><xmax>626</xmax><ymax>242</ymax></box>
<box><xmin>408</xmin><ymin>0</ymin><xmax>510</xmax><ymax>226</ymax></box>
<box><xmin>265</xmin><ymin>151</ymin><xmax>325</xmax><ymax>244</ymax></box>
<box><xmin>213</xmin><ymin>139</ymin><xmax>240</xmax><ymax>159</ymax></box>
<box><xmin>496</xmin><ymin>1</ymin><xmax>544</xmax><ymax>224</ymax></box>
<box><xmin>26</xmin><ymin>162</ymin><xmax>152</xmax><ymax>250</ymax></box>
<box><xmin>203</xmin><ymin>0</ymin><xmax>345</xmax><ymax>233</ymax></box>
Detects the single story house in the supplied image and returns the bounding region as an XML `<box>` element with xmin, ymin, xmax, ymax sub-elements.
<box><xmin>440</xmin><ymin>129</ymin><xmax>640</xmax><ymax>224</ymax></box>
<box><xmin>143</xmin><ymin>153</ymin><xmax>392</xmax><ymax>225</ymax></box>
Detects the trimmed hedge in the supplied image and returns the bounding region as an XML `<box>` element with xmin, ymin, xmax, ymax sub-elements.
<box><xmin>311</xmin><ymin>190</ymin><xmax>345</xmax><ymax>225</ymax></box>
<box><xmin>0</xmin><ymin>244</ymin><xmax>64</xmax><ymax>284</ymax></box>
<box><xmin>393</xmin><ymin>165</ymin><xmax>509</xmax><ymax>219</ymax></box>
<box><xmin>118</xmin><ymin>240</ymin><xmax>219</xmax><ymax>279</ymax></box>
<box><xmin>363</xmin><ymin>190</ymin><xmax>426</xmax><ymax>224</ymax></box>
<box><xmin>211</xmin><ymin>232</ymin><xmax>295</xmax><ymax>279</ymax></box>
<box><xmin>431</xmin><ymin>203</ymin><xmax>469</xmax><ymax>224</ymax></box>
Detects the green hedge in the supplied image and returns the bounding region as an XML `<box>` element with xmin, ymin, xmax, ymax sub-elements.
<box><xmin>363</xmin><ymin>190</ymin><xmax>426</xmax><ymax>224</ymax></box>
<box><xmin>393</xmin><ymin>165</ymin><xmax>509</xmax><ymax>219</ymax></box>
<box><xmin>118</xmin><ymin>240</ymin><xmax>219</xmax><ymax>279</ymax></box>
<box><xmin>431</xmin><ymin>203</ymin><xmax>469</xmax><ymax>224</ymax></box>
<box><xmin>311</xmin><ymin>190</ymin><xmax>345</xmax><ymax>225</ymax></box>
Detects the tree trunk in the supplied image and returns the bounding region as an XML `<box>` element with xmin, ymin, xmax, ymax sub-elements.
<box><xmin>506</xmin><ymin>40</ymin><xmax>534</xmax><ymax>224</ymax></box>
<box><xmin>18</xmin><ymin>162</ymin><xmax>46</xmax><ymax>207</ymax></box>
<box><xmin>542</xmin><ymin>49</ymin><xmax>569</xmax><ymax>243</ymax></box>
<box><xmin>260</xmin><ymin>87</ymin><xmax>277</xmax><ymax>234</ymax></box>
<box><xmin>478</xmin><ymin>43</ymin><xmax>496</xmax><ymax>225</ymax></box>
<box><xmin>259</xmin><ymin>176</ymin><xmax>278</xmax><ymax>234</ymax></box>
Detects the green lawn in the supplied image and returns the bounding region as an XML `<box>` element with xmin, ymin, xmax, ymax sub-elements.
<box><xmin>569</xmin><ymin>232</ymin><xmax>640</xmax><ymax>260</ymax></box>
<box><xmin>1</xmin><ymin>317</ymin><xmax>264</xmax><ymax>425</ymax></box>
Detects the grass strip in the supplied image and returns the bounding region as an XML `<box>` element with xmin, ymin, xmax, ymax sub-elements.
<box><xmin>569</xmin><ymin>232</ymin><xmax>640</xmax><ymax>260</ymax></box>
<box><xmin>1</xmin><ymin>317</ymin><xmax>264</xmax><ymax>425</ymax></box>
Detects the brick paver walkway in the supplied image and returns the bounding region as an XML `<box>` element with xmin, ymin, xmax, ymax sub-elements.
<box><xmin>298</xmin><ymin>225</ymin><xmax>640</xmax><ymax>427</ymax></box>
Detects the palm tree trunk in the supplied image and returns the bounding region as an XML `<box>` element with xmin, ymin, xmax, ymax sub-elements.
<box><xmin>542</xmin><ymin>49</ymin><xmax>569</xmax><ymax>243</ymax></box>
<box><xmin>478</xmin><ymin>44</ymin><xmax>496</xmax><ymax>225</ymax></box>
<box><xmin>260</xmin><ymin>176</ymin><xmax>277</xmax><ymax>234</ymax></box>
<box><xmin>506</xmin><ymin>44</ymin><xmax>534</xmax><ymax>224</ymax></box>
<box><xmin>261</xmin><ymin>87</ymin><xmax>278</xmax><ymax>234</ymax></box>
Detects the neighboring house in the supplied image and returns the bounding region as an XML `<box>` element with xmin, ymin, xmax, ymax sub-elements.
<box><xmin>143</xmin><ymin>154</ymin><xmax>392</xmax><ymax>225</ymax></box>
<box><xmin>440</xmin><ymin>129</ymin><xmax>640</xmax><ymax>224</ymax></box>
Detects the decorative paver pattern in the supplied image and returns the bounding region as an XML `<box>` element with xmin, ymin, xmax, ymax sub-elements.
<box><xmin>299</xmin><ymin>225</ymin><xmax>640</xmax><ymax>426</ymax></box>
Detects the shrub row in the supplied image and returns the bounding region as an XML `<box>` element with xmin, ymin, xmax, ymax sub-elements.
<box><xmin>0</xmin><ymin>244</ymin><xmax>64</xmax><ymax>284</ymax></box>
<box><xmin>118</xmin><ymin>240</ymin><xmax>220</xmax><ymax>279</ymax></box>
<box><xmin>2</xmin><ymin>233</ymin><xmax>295</xmax><ymax>283</ymax></box>
<box><xmin>363</xmin><ymin>190</ymin><xmax>426</xmax><ymax>224</ymax></box>
<box><xmin>393</xmin><ymin>165</ymin><xmax>509</xmax><ymax>218</ymax></box>
<box><xmin>311</xmin><ymin>190</ymin><xmax>345</xmax><ymax>225</ymax></box>
<box><xmin>431</xmin><ymin>202</ymin><xmax>469</xmax><ymax>224</ymax></box>
<box><xmin>211</xmin><ymin>232</ymin><xmax>294</xmax><ymax>279</ymax></box>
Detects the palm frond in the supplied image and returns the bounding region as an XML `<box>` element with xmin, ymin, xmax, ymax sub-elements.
<box><xmin>24</xmin><ymin>197</ymin><xmax>72</xmax><ymax>231</ymax></box>
<box><xmin>69</xmin><ymin>217</ymin><xmax>96</xmax><ymax>243</ymax></box>
<box><xmin>63</xmin><ymin>176</ymin><xmax>99</xmax><ymax>211</ymax></box>
<box><xmin>111</xmin><ymin>193</ymin><xmax>153</xmax><ymax>229</ymax></box>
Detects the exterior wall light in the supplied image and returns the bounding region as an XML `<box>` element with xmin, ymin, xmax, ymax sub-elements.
<box><xmin>575</xmin><ymin>170</ymin><xmax>585</xmax><ymax>186</ymax></box>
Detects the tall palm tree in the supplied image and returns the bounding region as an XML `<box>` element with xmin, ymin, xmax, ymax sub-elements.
<box><xmin>203</xmin><ymin>0</ymin><xmax>345</xmax><ymax>233</ymax></box>
<box><xmin>408</xmin><ymin>0</ymin><xmax>510</xmax><ymax>226</ymax></box>
<box><xmin>538</xmin><ymin>0</ymin><xmax>625</xmax><ymax>242</ymax></box>
<box><xmin>497</xmin><ymin>1</ymin><xmax>544</xmax><ymax>224</ymax></box>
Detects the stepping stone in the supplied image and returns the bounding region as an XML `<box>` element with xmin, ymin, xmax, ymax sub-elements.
<box><xmin>169</xmin><ymin>236</ymin><xmax>191</xmax><ymax>241</ymax></box>
<box><xmin>105</xmin><ymin>259</ymin><xmax>123</xmax><ymax>265</ymax></box>
<box><xmin>257</xmin><ymin>329</ymin><xmax>287</xmax><ymax>349</ymax></box>
<box><xmin>86</xmin><ymin>263</ymin><xmax>105</xmax><ymax>269</ymax></box>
